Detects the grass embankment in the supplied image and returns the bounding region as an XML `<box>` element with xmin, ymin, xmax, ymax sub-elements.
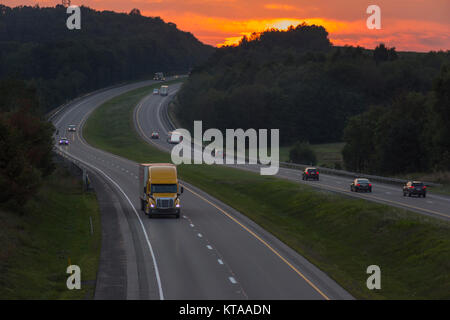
<box><xmin>0</xmin><ymin>167</ymin><xmax>101</xmax><ymax>299</ymax></box>
<box><xmin>84</xmin><ymin>84</ymin><xmax>450</xmax><ymax>299</ymax></box>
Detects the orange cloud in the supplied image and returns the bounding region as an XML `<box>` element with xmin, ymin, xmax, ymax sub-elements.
<box><xmin>2</xmin><ymin>0</ymin><xmax>449</xmax><ymax>51</ymax></box>
<box><xmin>264</xmin><ymin>4</ymin><xmax>297</xmax><ymax>11</ymax></box>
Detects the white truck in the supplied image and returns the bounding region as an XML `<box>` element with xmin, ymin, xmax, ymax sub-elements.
<box><xmin>160</xmin><ymin>85</ymin><xmax>169</xmax><ymax>96</ymax></box>
<box><xmin>167</xmin><ymin>131</ymin><xmax>182</xmax><ymax>144</ymax></box>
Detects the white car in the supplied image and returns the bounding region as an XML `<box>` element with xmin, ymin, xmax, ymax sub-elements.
<box><xmin>153</xmin><ymin>88</ymin><xmax>159</xmax><ymax>95</ymax></box>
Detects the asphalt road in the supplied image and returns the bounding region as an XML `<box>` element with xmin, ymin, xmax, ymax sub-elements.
<box><xmin>52</xmin><ymin>80</ymin><xmax>353</xmax><ymax>300</ymax></box>
<box><xmin>136</xmin><ymin>86</ymin><xmax>450</xmax><ymax>221</ymax></box>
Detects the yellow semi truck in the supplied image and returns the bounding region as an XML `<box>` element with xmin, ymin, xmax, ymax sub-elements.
<box><xmin>139</xmin><ymin>163</ymin><xmax>183</xmax><ymax>218</ymax></box>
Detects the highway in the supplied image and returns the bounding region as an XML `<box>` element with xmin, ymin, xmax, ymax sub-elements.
<box><xmin>136</xmin><ymin>85</ymin><xmax>450</xmax><ymax>221</ymax></box>
<box><xmin>51</xmin><ymin>80</ymin><xmax>353</xmax><ymax>300</ymax></box>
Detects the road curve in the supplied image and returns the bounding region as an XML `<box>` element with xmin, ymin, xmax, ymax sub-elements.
<box><xmin>52</xmin><ymin>80</ymin><xmax>353</xmax><ymax>300</ymax></box>
<box><xmin>140</xmin><ymin>88</ymin><xmax>450</xmax><ymax>221</ymax></box>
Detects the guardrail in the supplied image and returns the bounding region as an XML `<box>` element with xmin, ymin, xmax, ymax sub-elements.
<box><xmin>53</xmin><ymin>150</ymin><xmax>93</xmax><ymax>191</ymax></box>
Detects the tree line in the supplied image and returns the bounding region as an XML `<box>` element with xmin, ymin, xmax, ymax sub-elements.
<box><xmin>0</xmin><ymin>4</ymin><xmax>214</xmax><ymax>211</ymax></box>
<box><xmin>0</xmin><ymin>4</ymin><xmax>214</xmax><ymax>113</ymax></box>
<box><xmin>0</xmin><ymin>79</ymin><xmax>54</xmax><ymax>211</ymax></box>
<box><xmin>175</xmin><ymin>24</ymin><xmax>449</xmax><ymax>174</ymax></box>
<box><xmin>343</xmin><ymin>64</ymin><xmax>450</xmax><ymax>174</ymax></box>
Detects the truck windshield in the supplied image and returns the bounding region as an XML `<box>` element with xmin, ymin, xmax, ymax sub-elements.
<box><xmin>151</xmin><ymin>184</ymin><xmax>177</xmax><ymax>193</ymax></box>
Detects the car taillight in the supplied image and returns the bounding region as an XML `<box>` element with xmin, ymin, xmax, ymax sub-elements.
<box><xmin>357</xmin><ymin>184</ymin><xmax>361</xmax><ymax>186</ymax></box>
<box><xmin>423</xmin><ymin>186</ymin><xmax>427</xmax><ymax>189</ymax></box>
<box><xmin>305</xmin><ymin>172</ymin><xmax>309</xmax><ymax>175</ymax></box>
<box><xmin>369</xmin><ymin>184</ymin><xmax>372</xmax><ymax>187</ymax></box>
<box><xmin>410</xmin><ymin>186</ymin><xmax>414</xmax><ymax>189</ymax></box>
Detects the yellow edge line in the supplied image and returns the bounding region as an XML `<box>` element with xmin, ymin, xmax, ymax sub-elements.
<box><xmin>135</xmin><ymin>94</ymin><xmax>331</xmax><ymax>300</ymax></box>
<box><xmin>184</xmin><ymin>185</ymin><xmax>331</xmax><ymax>300</ymax></box>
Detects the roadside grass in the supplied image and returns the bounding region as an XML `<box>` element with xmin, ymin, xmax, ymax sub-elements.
<box><xmin>84</xmin><ymin>85</ymin><xmax>450</xmax><ymax>299</ymax></box>
<box><xmin>0</xmin><ymin>166</ymin><xmax>101</xmax><ymax>299</ymax></box>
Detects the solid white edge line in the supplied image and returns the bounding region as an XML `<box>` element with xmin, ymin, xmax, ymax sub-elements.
<box><xmin>58</xmin><ymin>147</ymin><xmax>165</xmax><ymax>300</ymax></box>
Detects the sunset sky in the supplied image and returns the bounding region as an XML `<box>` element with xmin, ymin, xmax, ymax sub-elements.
<box><xmin>3</xmin><ymin>0</ymin><xmax>450</xmax><ymax>51</ymax></box>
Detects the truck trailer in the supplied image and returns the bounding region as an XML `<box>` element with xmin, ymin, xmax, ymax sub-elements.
<box><xmin>153</xmin><ymin>72</ymin><xmax>165</xmax><ymax>81</ymax></box>
<box><xmin>139</xmin><ymin>163</ymin><xmax>183</xmax><ymax>218</ymax></box>
<box><xmin>160</xmin><ymin>85</ymin><xmax>169</xmax><ymax>96</ymax></box>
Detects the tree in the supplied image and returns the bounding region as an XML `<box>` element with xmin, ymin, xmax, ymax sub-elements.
<box><xmin>129</xmin><ymin>8</ymin><xmax>141</xmax><ymax>16</ymax></box>
<box><xmin>373</xmin><ymin>43</ymin><xmax>397</xmax><ymax>64</ymax></box>
<box><xmin>342</xmin><ymin>107</ymin><xmax>381</xmax><ymax>173</ymax></box>
<box><xmin>0</xmin><ymin>79</ymin><xmax>55</xmax><ymax>211</ymax></box>
<box><xmin>428</xmin><ymin>64</ymin><xmax>450</xmax><ymax>170</ymax></box>
<box><xmin>289</xmin><ymin>141</ymin><xmax>317</xmax><ymax>165</ymax></box>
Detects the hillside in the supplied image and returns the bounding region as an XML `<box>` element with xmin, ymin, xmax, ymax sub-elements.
<box><xmin>175</xmin><ymin>24</ymin><xmax>449</xmax><ymax>146</ymax></box>
<box><xmin>0</xmin><ymin>5</ymin><xmax>214</xmax><ymax>112</ymax></box>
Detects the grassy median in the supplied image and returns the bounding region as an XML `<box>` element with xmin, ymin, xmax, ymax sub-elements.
<box><xmin>0</xmin><ymin>167</ymin><xmax>101</xmax><ymax>299</ymax></box>
<box><xmin>84</xmin><ymin>84</ymin><xmax>450</xmax><ymax>300</ymax></box>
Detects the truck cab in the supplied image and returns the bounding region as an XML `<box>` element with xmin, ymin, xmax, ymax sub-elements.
<box><xmin>139</xmin><ymin>163</ymin><xmax>183</xmax><ymax>218</ymax></box>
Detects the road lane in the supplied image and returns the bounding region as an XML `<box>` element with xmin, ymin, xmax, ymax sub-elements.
<box><xmin>52</xmin><ymin>81</ymin><xmax>353</xmax><ymax>300</ymax></box>
<box><xmin>136</xmin><ymin>89</ymin><xmax>450</xmax><ymax>221</ymax></box>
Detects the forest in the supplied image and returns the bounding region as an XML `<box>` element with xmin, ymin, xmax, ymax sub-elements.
<box><xmin>175</xmin><ymin>24</ymin><xmax>449</xmax><ymax>174</ymax></box>
<box><xmin>0</xmin><ymin>4</ymin><xmax>214</xmax><ymax>112</ymax></box>
<box><xmin>0</xmin><ymin>4</ymin><xmax>214</xmax><ymax>210</ymax></box>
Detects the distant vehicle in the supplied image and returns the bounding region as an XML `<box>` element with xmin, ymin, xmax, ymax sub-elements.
<box><xmin>153</xmin><ymin>88</ymin><xmax>159</xmax><ymax>95</ymax></box>
<box><xmin>167</xmin><ymin>131</ymin><xmax>182</xmax><ymax>144</ymax></box>
<box><xmin>59</xmin><ymin>137</ymin><xmax>69</xmax><ymax>145</ymax></box>
<box><xmin>139</xmin><ymin>163</ymin><xmax>183</xmax><ymax>218</ymax></box>
<box><xmin>350</xmin><ymin>178</ymin><xmax>372</xmax><ymax>192</ymax></box>
<box><xmin>153</xmin><ymin>72</ymin><xmax>165</xmax><ymax>81</ymax></box>
<box><xmin>302</xmin><ymin>167</ymin><xmax>319</xmax><ymax>181</ymax></box>
<box><xmin>160</xmin><ymin>85</ymin><xmax>169</xmax><ymax>96</ymax></box>
<box><xmin>403</xmin><ymin>181</ymin><xmax>427</xmax><ymax>198</ymax></box>
<box><xmin>68</xmin><ymin>125</ymin><xmax>76</xmax><ymax>132</ymax></box>
<box><xmin>151</xmin><ymin>132</ymin><xmax>159</xmax><ymax>139</ymax></box>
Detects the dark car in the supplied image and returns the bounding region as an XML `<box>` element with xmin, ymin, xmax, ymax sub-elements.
<box><xmin>403</xmin><ymin>181</ymin><xmax>427</xmax><ymax>198</ymax></box>
<box><xmin>151</xmin><ymin>132</ymin><xmax>159</xmax><ymax>139</ymax></box>
<box><xmin>68</xmin><ymin>125</ymin><xmax>76</xmax><ymax>132</ymax></box>
<box><xmin>302</xmin><ymin>167</ymin><xmax>319</xmax><ymax>181</ymax></box>
<box><xmin>59</xmin><ymin>137</ymin><xmax>69</xmax><ymax>145</ymax></box>
<box><xmin>351</xmin><ymin>178</ymin><xmax>372</xmax><ymax>192</ymax></box>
